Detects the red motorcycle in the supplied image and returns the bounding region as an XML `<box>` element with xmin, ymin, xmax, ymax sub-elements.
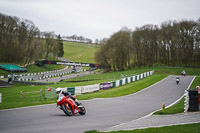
<box><xmin>57</xmin><ymin>95</ymin><xmax>86</xmax><ymax>116</ymax></box>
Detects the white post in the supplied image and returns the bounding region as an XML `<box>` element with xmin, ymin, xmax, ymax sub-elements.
<box><xmin>184</xmin><ymin>90</ymin><xmax>189</xmax><ymax>112</ymax></box>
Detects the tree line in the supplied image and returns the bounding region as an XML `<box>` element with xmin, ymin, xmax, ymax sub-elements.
<box><xmin>62</xmin><ymin>34</ymin><xmax>93</xmax><ymax>44</ymax></box>
<box><xmin>95</xmin><ymin>19</ymin><xmax>200</xmax><ymax>71</ymax></box>
<box><xmin>0</xmin><ymin>13</ymin><xmax>64</xmax><ymax>66</ymax></box>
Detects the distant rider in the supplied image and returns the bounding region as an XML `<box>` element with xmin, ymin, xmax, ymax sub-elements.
<box><xmin>176</xmin><ymin>76</ymin><xmax>180</xmax><ymax>84</ymax></box>
<box><xmin>181</xmin><ymin>70</ymin><xmax>186</xmax><ymax>76</ymax></box>
<box><xmin>56</xmin><ymin>87</ymin><xmax>80</xmax><ymax>106</ymax></box>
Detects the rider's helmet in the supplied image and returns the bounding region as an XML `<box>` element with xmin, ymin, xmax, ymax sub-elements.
<box><xmin>56</xmin><ymin>87</ymin><xmax>62</xmax><ymax>94</ymax></box>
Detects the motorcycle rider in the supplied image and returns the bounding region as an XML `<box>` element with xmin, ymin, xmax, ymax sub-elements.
<box><xmin>181</xmin><ymin>70</ymin><xmax>186</xmax><ymax>76</ymax></box>
<box><xmin>176</xmin><ymin>76</ymin><xmax>180</xmax><ymax>84</ymax></box>
<box><xmin>56</xmin><ymin>87</ymin><xmax>80</xmax><ymax>106</ymax></box>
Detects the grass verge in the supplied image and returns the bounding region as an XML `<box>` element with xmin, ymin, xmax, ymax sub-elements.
<box><xmin>63</xmin><ymin>41</ymin><xmax>99</xmax><ymax>63</ymax></box>
<box><xmin>84</xmin><ymin>123</ymin><xmax>200</xmax><ymax>133</ymax></box>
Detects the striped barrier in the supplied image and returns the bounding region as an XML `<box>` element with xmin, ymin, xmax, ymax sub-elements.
<box><xmin>57</xmin><ymin>70</ymin><xmax>154</xmax><ymax>95</ymax></box>
<box><xmin>107</xmin><ymin>70</ymin><xmax>154</xmax><ymax>89</ymax></box>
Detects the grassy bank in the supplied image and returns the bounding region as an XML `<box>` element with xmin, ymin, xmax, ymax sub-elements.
<box><xmin>85</xmin><ymin>123</ymin><xmax>200</xmax><ymax>133</ymax></box>
<box><xmin>26</xmin><ymin>64</ymin><xmax>66</xmax><ymax>73</ymax></box>
<box><xmin>63</xmin><ymin>41</ymin><xmax>99</xmax><ymax>63</ymax></box>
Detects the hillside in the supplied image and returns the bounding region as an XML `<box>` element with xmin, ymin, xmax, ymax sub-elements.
<box><xmin>63</xmin><ymin>41</ymin><xmax>99</xmax><ymax>63</ymax></box>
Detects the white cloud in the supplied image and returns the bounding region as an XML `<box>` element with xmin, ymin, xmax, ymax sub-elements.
<box><xmin>0</xmin><ymin>0</ymin><xmax>200</xmax><ymax>41</ymax></box>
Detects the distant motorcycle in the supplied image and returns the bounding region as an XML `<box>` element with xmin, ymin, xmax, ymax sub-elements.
<box><xmin>57</xmin><ymin>95</ymin><xmax>86</xmax><ymax>116</ymax></box>
<box><xmin>181</xmin><ymin>71</ymin><xmax>186</xmax><ymax>76</ymax></box>
<box><xmin>176</xmin><ymin>77</ymin><xmax>180</xmax><ymax>85</ymax></box>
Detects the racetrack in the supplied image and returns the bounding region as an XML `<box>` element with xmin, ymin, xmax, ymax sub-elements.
<box><xmin>0</xmin><ymin>75</ymin><xmax>194</xmax><ymax>133</ymax></box>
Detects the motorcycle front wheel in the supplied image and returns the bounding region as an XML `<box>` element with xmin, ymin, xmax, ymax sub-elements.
<box><xmin>78</xmin><ymin>104</ymin><xmax>86</xmax><ymax>115</ymax></box>
<box><xmin>62</xmin><ymin>104</ymin><xmax>72</xmax><ymax>116</ymax></box>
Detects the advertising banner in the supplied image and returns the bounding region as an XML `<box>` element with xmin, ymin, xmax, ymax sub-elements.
<box><xmin>75</xmin><ymin>86</ymin><xmax>82</xmax><ymax>95</ymax></box>
<box><xmin>100</xmin><ymin>82</ymin><xmax>112</xmax><ymax>90</ymax></box>
<box><xmin>81</xmin><ymin>84</ymin><xmax>100</xmax><ymax>94</ymax></box>
<box><xmin>36</xmin><ymin>60</ymin><xmax>99</xmax><ymax>68</ymax></box>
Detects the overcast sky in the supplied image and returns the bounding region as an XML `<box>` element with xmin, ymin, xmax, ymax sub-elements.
<box><xmin>0</xmin><ymin>0</ymin><xmax>200</xmax><ymax>41</ymax></box>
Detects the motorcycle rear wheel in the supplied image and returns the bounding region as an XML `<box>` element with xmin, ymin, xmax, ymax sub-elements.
<box><xmin>78</xmin><ymin>104</ymin><xmax>86</xmax><ymax>115</ymax></box>
<box><xmin>62</xmin><ymin>104</ymin><xmax>72</xmax><ymax>116</ymax></box>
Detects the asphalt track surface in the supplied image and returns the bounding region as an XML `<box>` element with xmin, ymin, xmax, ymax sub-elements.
<box><xmin>0</xmin><ymin>75</ymin><xmax>194</xmax><ymax>133</ymax></box>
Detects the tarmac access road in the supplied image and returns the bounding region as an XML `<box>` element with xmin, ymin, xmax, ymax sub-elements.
<box><xmin>0</xmin><ymin>75</ymin><xmax>194</xmax><ymax>133</ymax></box>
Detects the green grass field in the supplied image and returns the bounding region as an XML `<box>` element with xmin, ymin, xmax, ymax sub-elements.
<box><xmin>63</xmin><ymin>41</ymin><xmax>99</xmax><ymax>63</ymax></box>
<box><xmin>85</xmin><ymin>123</ymin><xmax>200</xmax><ymax>133</ymax></box>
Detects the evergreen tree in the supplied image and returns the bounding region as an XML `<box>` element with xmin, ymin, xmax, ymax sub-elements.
<box><xmin>57</xmin><ymin>34</ymin><xmax>64</xmax><ymax>57</ymax></box>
